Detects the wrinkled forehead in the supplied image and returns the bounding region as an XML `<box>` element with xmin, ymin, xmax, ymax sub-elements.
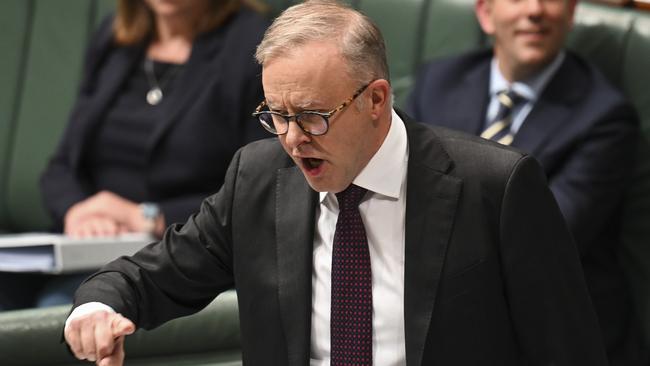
<box><xmin>261</xmin><ymin>42</ymin><xmax>355</xmax><ymax>110</ymax></box>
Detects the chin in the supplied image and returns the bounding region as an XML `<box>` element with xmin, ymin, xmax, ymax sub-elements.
<box><xmin>516</xmin><ymin>53</ymin><xmax>554</xmax><ymax>73</ymax></box>
<box><xmin>304</xmin><ymin>177</ymin><xmax>349</xmax><ymax>194</ymax></box>
<box><xmin>303</xmin><ymin>178</ymin><xmax>329</xmax><ymax>193</ymax></box>
<box><xmin>519</xmin><ymin>45</ymin><xmax>558</xmax><ymax>64</ymax></box>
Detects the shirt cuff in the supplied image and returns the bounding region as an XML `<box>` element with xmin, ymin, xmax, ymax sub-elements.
<box><xmin>65</xmin><ymin>302</ymin><xmax>116</xmax><ymax>330</ymax></box>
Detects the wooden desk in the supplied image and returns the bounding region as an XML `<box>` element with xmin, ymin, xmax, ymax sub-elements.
<box><xmin>635</xmin><ymin>0</ymin><xmax>650</xmax><ymax>10</ymax></box>
<box><xmin>587</xmin><ymin>0</ymin><xmax>632</xmax><ymax>5</ymax></box>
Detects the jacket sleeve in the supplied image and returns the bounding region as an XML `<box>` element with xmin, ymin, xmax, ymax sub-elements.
<box><xmin>158</xmin><ymin>192</ymin><xmax>222</xmax><ymax>228</ymax></box>
<box><xmin>72</xmin><ymin>147</ymin><xmax>244</xmax><ymax>329</ymax></box>
<box><xmin>547</xmin><ymin>102</ymin><xmax>639</xmax><ymax>255</ymax></box>
<box><xmin>499</xmin><ymin>155</ymin><xmax>608</xmax><ymax>365</ymax></box>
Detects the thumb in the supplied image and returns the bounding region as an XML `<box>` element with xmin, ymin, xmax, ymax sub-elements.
<box><xmin>111</xmin><ymin>315</ymin><xmax>135</xmax><ymax>338</ymax></box>
<box><xmin>97</xmin><ymin>336</ymin><xmax>125</xmax><ymax>366</ymax></box>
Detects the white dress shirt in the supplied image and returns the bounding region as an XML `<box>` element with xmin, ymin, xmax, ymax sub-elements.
<box><xmin>485</xmin><ymin>52</ymin><xmax>565</xmax><ymax>134</ymax></box>
<box><xmin>310</xmin><ymin>109</ymin><xmax>409</xmax><ymax>366</ymax></box>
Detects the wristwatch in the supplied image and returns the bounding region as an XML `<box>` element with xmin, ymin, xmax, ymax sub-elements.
<box><xmin>140</xmin><ymin>202</ymin><xmax>161</xmax><ymax>234</ymax></box>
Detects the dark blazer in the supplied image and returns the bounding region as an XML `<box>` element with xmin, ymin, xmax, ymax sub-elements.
<box><xmin>40</xmin><ymin>9</ymin><xmax>269</xmax><ymax>229</ymax></box>
<box><xmin>74</xmin><ymin>115</ymin><xmax>607</xmax><ymax>365</ymax></box>
<box><xmin>406</xmin><ymin>49</ymin><xmax>641</xmax><ymax>362</ymax></box>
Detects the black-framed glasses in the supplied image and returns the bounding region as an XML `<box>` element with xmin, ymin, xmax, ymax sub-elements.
<box><xmin>252</xmin><ymin>82</ymin><xmax>371</xmax><ymax>136</ymax></box>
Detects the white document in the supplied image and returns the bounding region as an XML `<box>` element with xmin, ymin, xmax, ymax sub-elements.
<box><xmin>0</xmin><ymin>233</ymin><xmax>155</xmax><ymax>274</ymax></box>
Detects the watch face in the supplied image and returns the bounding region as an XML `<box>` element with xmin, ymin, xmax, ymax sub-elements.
<box><xmin>141</xmin><ymin>203</ymin><xmax>161</xmax><ymax>219</ymax></box>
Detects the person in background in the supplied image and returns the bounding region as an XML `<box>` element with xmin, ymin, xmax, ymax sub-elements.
<box><xmin>406</xmin><ymin>0</ymin><xmax>642</xmax><ymax>364</ymax></box>
<box><xmin>64</xmin><ymin>1</ymin><xmax>607</xmax><ymax>365</ymax></box>
<box><xmin>0</xmin><ymin>0</ymin><xmax>269</xmax><ymax>311</ymax></box>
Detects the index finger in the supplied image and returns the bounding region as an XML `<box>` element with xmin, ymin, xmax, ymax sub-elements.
<box><xmin>94</xmin><ymin>313</ymin><xmax>133</xmax><ymax>360</ymax></box>
<box><xmin>97</xmin><ymin>335</ymin><xmax>126</xmax><ymax>366</ymax></box>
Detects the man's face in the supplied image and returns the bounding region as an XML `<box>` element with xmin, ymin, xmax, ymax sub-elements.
<box><xmin>262</xmin><ymin>42</ymin><xmax>381</xmax><ymax>193</ymax></box>
<box><xmin>476</xmin><ymin>0</ymin><xmax>577</xmax><ymax>80</ymax></box>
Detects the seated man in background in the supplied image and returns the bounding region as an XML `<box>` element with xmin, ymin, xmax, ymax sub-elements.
<box><xmin>406</xmin><ymin>0</ymin><xmax>642</xmax><ymax>364</ymax></box>
<box><xmin>64</xmin><ymin>1</ymin><xmax>608</xmax><ymax>365</ymax></box>
<box><xmin>0</xmin><ymin>0</ymin><xmax>268</xmax><ymax>311</ymax></box>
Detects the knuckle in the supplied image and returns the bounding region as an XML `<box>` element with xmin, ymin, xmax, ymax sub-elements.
<box><xmin>69</xmin><ymin>346</ymin><xmax>84</xmax><ymax>359</ymax></box>
<box><xmin>90</xmin><ymin>311</ymin><xmax>108</xmax><ymax>321</ymax></box>
<box><xmin>97</xmin><ymin>343</ymin><xmax>112</xmax><ymax>357</ymax></box>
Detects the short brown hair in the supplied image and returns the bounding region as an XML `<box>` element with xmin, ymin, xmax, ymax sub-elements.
<box><xmin>255</xmin><ymin>0</ymin><xmax>389</xmax><ymax>85</ymax></box>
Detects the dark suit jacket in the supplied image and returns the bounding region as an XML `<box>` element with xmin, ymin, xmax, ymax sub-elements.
<box><xmin>406</xmin><ymin>50</ymin><xmax>641</xmax><ymax>361</ymax></box>
<box><xmin>40</xmin><ymin>9</ymin><xmax>269</xmax><ymax>229</ymax></box>
<box><xmin>74</xmin><ymin>114</ymin><xmax>607</xmax><ymax>365</ymax></box>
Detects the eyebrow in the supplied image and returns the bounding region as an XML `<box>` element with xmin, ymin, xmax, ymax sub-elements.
<box><xmin>266</xmin><ymin>98</ymin><xmax>327</xmax><ymax>112</ymax></box>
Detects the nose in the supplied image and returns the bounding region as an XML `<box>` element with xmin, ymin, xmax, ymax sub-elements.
<box><xmin>525</xmin><ymin>0</ymin><xmax>543</xmax><ymax>17</ymax></box>
<box><xmin>283</xmin><ymin>121</ymin><xmax>311</xmax><ymax>153</ymax></box>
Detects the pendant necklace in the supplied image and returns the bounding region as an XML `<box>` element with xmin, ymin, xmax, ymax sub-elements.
<box><xmin>144</xmin><ymin>58</ymin><xmax>181</xmax><ymax>106</ymax></box>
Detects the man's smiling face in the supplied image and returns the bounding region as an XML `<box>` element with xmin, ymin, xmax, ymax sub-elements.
<box><xmin>476</xmin><ymin>0</ymin><xmax>576</xmax><ymax>80</ymax></box>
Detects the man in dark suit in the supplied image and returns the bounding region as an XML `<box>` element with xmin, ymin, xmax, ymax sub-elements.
<box><xmin>406</xmin><ymin>0</ymin><xmax>641</xmax><ymax>364</ymax></box>
<box><xmin>64</xmin><ymin>1</ymin><xmax>607</xmax><ymax>365</ymax></box>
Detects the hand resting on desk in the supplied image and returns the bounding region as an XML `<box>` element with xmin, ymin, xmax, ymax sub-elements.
<box><xmin>64</xmin><ymin>191</ymin><xmax>164</xmax><ymax>239</ymax></box>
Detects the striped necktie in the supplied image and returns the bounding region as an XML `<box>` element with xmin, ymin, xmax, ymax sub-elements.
<box><xmin>480</xmin><ymin>89</ymin><xmax>525</xmax><ymax>145</ymax></box>
<box><xmin>331</xmin><ymin>184</ymin><xmax>372</xmax><ymax>366</ymax></box>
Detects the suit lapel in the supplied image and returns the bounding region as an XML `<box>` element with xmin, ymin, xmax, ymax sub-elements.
<box><xmin>276</xmin><ymin>166</ymin><xmax>317</xmax><ymax>366</ymax></box>
<box><xmin>148</xmin><ymin>24</ymin><xmax>228</xmax><ymax>151</ymax></box>
<box><xmin>512</xmin><ymin>55</ymin><xmax>585</xmax><ymax>155</ymax></box>
<box><xmin>446</xmin><ymin>60</ymin><xmax>491</xmax><ymax>135</ymax></box>
<box><xmin>512</xmin><ymin>97</ymin><xmax>571</xmax><ymax>155</ymax></box>
<box><xmin>401</xmin><ymin>117</ymin><xmax>462</xmax><ymax>366</ymax></box>
<box><xmin>70</xmin><ymin>45</ymin><xmax>142</xmax><ymax>166</ymax></box>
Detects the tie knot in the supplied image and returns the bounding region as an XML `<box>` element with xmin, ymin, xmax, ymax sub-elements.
<box><xmin>497</xmin><ymin>89</ymin><xmax>525</xmax><ymax>109</ymax></box>
<box><xmin>336</xmin><ymin>184</ymin><xmax>367</xmax><ymax>211</ymax></box>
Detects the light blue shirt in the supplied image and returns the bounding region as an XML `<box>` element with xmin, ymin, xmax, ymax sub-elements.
<box><xmin>485</xmin><ymin>52</ymin><xmax>566</xmax><ymax>134</ymax></box>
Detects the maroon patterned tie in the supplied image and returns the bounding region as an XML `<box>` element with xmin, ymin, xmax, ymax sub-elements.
<box><xmin>331</xmin><ymin>184</ymin><xmax>372</xmax><ymax>365</ymax></box>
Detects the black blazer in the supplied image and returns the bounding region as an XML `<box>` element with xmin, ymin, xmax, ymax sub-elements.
<box><xmin>40</xmin><ymin>9</ymin><xmax>270</xmax><ymax>229</ymax></box>
<box><xmin>74</xmin><ymin>115</ymin><xmax>607</xmax><ymax>365</ymax></box>
<box><xmin>406</xmin><ymin>50</ymin><xmax>641</xmax><ymax>361</ymax></box>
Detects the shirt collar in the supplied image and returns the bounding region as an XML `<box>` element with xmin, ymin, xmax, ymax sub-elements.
<box><xmin>319</xmin><ymin>109</ymin><xmax>408</xmax><ymax>203</ymax></box>
<box><xmin>489</xmin><ymin>51</ymin><xmax>565</xmax><ymax>102</ymax></box>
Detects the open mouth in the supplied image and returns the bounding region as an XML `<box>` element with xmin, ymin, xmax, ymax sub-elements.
<box><xmin>303</xmin><ymin>158</ymin><xmax>324</xmax><ymax>170</ymax></box>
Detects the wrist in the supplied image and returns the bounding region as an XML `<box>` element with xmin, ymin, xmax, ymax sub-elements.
<box><xmin>139</xmin><ymin>202</ymin><xmax>161</xmax><ymax>235</ymax></box>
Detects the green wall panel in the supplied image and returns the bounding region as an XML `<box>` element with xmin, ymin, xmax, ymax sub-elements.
<box><xmin>6</xmin><ymin>0</ymin><xmax>93</xmax><ymax>231</ymax></box>
<box><xmin>0</xmin><ymin>0</ymin><xmax>31</xmax><ymax>229</ymax></box>
<box><xmin>358</xmin><ymin>0</ymin><xmax>428</xmax><ymax>107</ymax></box>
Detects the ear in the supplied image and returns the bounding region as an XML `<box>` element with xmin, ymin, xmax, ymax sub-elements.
<box><xmin>475</xmin><ymin>0</ymin><xmax>495</xmax><ymax>35</ymax></box>
<box><xmin>368</xmin><ymin>79</ymin><xmax>391</xmax><ymax>120</ymax></box>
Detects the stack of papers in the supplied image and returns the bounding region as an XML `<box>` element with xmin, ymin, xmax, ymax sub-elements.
<box><xmin>0</xmin><ymin>233</ymin><xmax>155</xmax><ymax>274</ymax></box>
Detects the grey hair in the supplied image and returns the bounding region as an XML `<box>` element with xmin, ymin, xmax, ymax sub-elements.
<box><xmin>255</xmin><ymin>0</ymin><xmax>390</xmax><ymax>85</ymax></box>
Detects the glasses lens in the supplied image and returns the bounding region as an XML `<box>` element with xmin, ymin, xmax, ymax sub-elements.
<box><xmin>298</xmin><ymin>113</ymin><xmax>328</xmax><ymax>135</ymax></box>
<box><xmin>258</xmin><ymin>113</ymin><xmax>287</xmax><ymax>134</ymax></box>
